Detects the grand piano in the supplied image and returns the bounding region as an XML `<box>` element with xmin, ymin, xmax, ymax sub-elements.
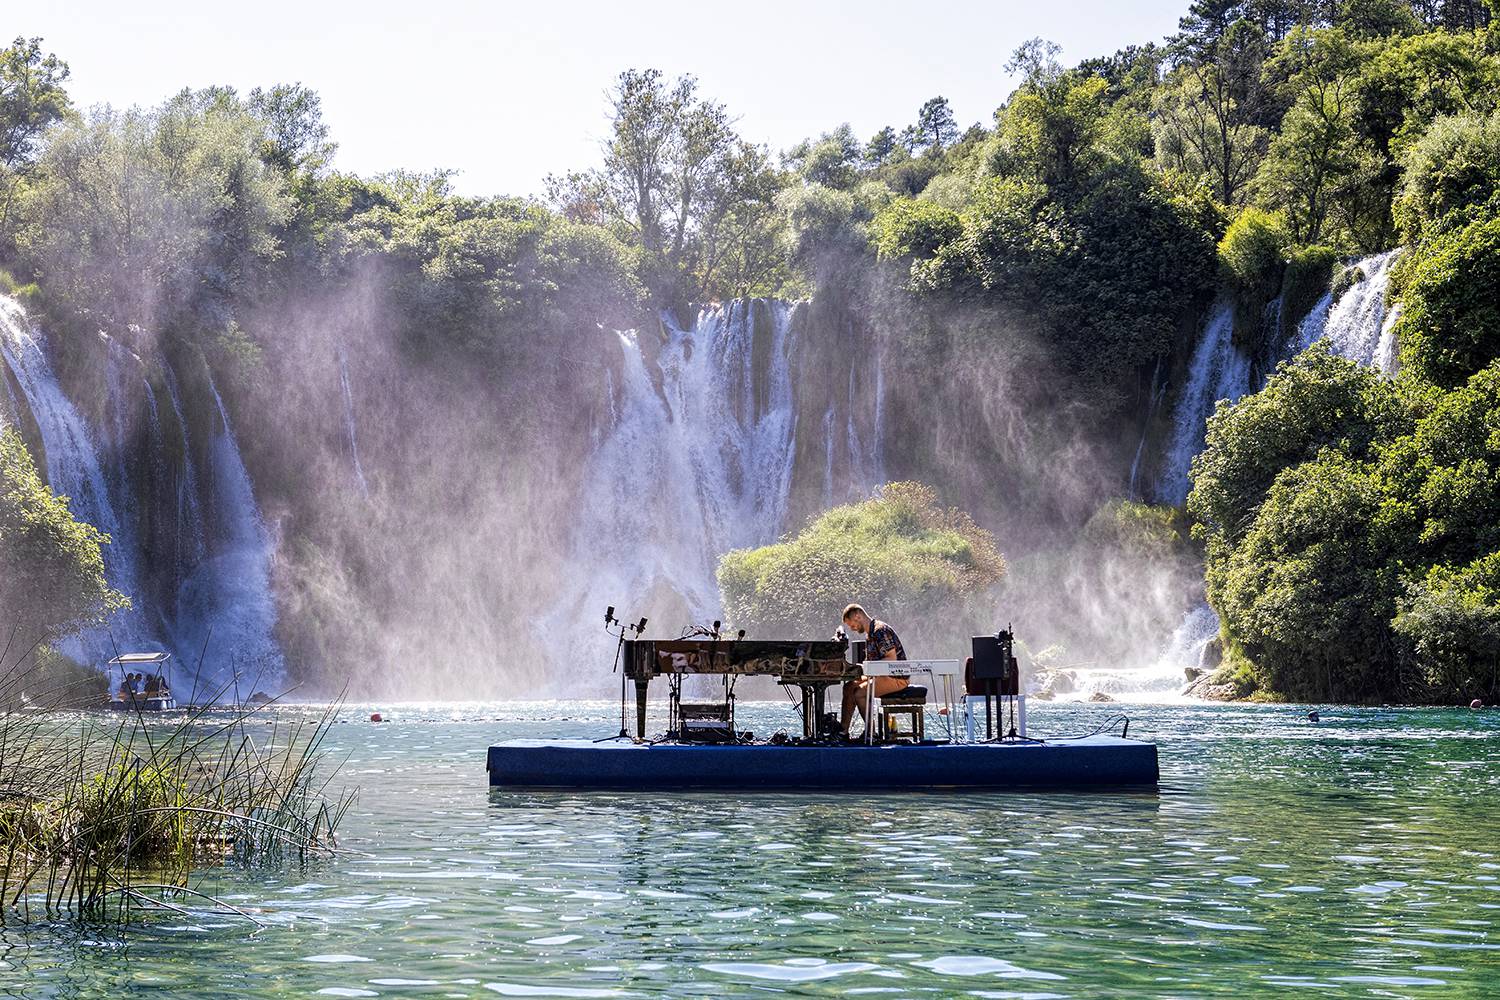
<box><xmin>622</xmin><ymin>638</ymin><xmax>858</xmax><ymax>741</ymax></box>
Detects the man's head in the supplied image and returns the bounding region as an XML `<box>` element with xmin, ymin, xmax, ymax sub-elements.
<box><xmin>842</xmin><ymin>604</ymin><xmax>871</xmax><ymax>635</ymax></box>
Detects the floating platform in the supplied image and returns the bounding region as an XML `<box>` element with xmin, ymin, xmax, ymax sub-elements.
<box><xmin>487</xmin><ymin>737</ymin><xmax>1159</xmax><ymax>791</ymax></box>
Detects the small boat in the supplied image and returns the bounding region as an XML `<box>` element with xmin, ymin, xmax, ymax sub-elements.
<box><xmin>105</xmin><ymin>651</ymin><xmax>177</xmax><ymax>712</ymax></box>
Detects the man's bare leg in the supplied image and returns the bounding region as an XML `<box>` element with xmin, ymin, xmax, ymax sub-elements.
<box><xmin>840</xmin><ymin>679</ymin><xmax>868</xmax><ymax>737</ymax></box>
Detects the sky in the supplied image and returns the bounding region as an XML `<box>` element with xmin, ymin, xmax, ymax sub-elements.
<box><xmin>17</xmin><ymin>0</ymin><xmax>1189</xmax><ymax>197</ymax></box>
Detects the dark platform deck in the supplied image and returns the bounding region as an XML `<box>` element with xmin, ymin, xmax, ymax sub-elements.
<box><xmin>486</xmin><ymin>737</ymin><xmax>1159</xmax><ymax>791</ymax></box>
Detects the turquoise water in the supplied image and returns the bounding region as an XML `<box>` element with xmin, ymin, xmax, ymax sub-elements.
<box><xmin>3</xmin><ymin>701</ymin><xmax>1499</xmax><ymax>998</ymax></box>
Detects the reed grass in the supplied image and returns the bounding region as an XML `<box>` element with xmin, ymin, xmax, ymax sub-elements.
<box><xmin>0</xmin><ymin>626</ymin><xmax>355</xmax><ymax>925</ymax></box>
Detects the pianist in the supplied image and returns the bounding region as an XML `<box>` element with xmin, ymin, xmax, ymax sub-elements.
<box><xmin>839</xmin><ymin>604</ymin><xmax>908</xmax><ymax>739</ymax></box>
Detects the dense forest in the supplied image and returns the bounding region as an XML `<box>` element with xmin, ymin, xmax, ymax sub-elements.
<box><xmin>2</xmin><ymin>0</ymin><xmax>1499</xmax><ymax>702</ymax></box>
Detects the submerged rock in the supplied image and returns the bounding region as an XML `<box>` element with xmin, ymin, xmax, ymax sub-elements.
<box><xmin>1088</xmin><ymin>691</ymin><xmax>1114</xmax><ymax>703</ymax></box>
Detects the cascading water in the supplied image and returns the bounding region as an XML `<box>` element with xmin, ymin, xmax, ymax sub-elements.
<box><xmin>0</xmin><ymin>294</ymin><xmax>284</xmax><ymax>695</ymax></box>
<box><xmin>1144</xmin><ymin>252</ymin><xmax>1403</xmax><ymax>694</ymax></box>
<box><xmin>337</xmin><ymin>349</ymin><xmax>369</xmax><ymax>497</ymax></box>
<box><xmin>558</xmin><ymin>299</ymin><xmax>804</xmax><ymax>632</ymax></box>
<box><xmin>1156</xmin><ymin>301</ymin><xmax>1250</xmax><ymax>506</ymax></box>
<box><xmin>170</xmin><ymin>373</ymin><xmax>285</xmax><ymax>697</ymax></box>
<box><xmin>550</xmin><ymin>301</ymin><xmax>801</xmax><ymax>686</ymax></box>
<box><xmin>0</xmin><ymin>299</ymin><xmax>157</xmax><ymax>661</ymax></box>
<box><xmin>1297</xmin><ymin>250</ymin><xmax>1402</xmax><ymax>370</ymax></box>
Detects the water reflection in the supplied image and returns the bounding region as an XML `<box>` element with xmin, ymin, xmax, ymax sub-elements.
<box><xmin>3</xmin><ymin>701</ymin><xmax>1497</xmax><ymax>997</ymax></box>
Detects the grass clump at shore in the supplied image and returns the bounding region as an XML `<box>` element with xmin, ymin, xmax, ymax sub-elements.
<box><xmin>0</xmin><ymin>627</ymin><xmax>355</xmax><ymax>925</ymax></box>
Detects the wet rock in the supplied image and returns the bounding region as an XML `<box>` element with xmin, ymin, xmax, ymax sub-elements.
<box><xmin>1199</xmin><ymin>637</ymin><xmax>1223</xmax><ymax>671</ymax></box>
<box><xmin>1184</xmin><ymin>666</ymin><xmax>1204</xmax><ymax>683</ymax></box>
<box><xmin>1183</xmin><ymin>672</ymin><xmax>1238</xmax><ymax>701</ymax></box>
<box><xmin>1088</xmin><ymin>691</ymin><xmax>1114</xmax><ymax>703</ymax></box>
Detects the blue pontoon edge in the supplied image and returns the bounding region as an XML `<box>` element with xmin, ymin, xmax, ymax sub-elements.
<box><xmin>487</xmin><ymin>736</ymin><xmax>1159</xmax><ymax>790</ymax></box>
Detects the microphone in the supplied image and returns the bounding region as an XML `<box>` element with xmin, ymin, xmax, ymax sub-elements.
<box><xmin>605</xmin><ymin>606</ymin><xmax>615</xmax><ymax>624</ymax></box>
<box><xmin>636</xmin><ymin>617</ymin><xmax>648</xmax><ymax>635</ymax></box>
<box><xmin>736</xmin><ymin>629</ymin><xmax>745</xmax><ymax>640</ymax></box>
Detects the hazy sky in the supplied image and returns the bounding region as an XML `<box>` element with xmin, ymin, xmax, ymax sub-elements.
<box><xmin>19</xmin><ymin>0</ymin><xmax>1187</xmax><ymax>197</ymax></box>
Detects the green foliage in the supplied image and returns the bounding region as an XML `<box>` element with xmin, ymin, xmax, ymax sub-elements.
<box><xmin>869</xmin><ymin>198</ymin><xmax>963</xmax><ymax>263</ymax></box>
<box><xmin>718</xmin><ymin>482</ymin><xmax>1005</xmax><ymax>645</ymax></box>
<box><xmin>1217</xmin><ymin>205</ymin><xmax>1293</xmax><ymax>292</ymax></box>
<box><xmin>1212</xmin><ymin>451</ymin><xmax>1409</xmax><ymax>699</ymax></box>
<box><xmin>0</xmin><ymin>428</ymin><xmax>128</xmax><ymax>643</ymax></box>
<box><xmin>1081</xmin><ymin>499</ymin><xmax>1196</xmax><ymax>560</ymax></box>
<box><xmin>0</xmin><ymin>37</ymin><xmax>71</xmax><ymax>249</ymax></box>
<box><xmin>1190</xmin><ymin>342</ymin><xmax>1405</xmax><ymax>549</ymax></box>
<box><xmin>1395</xmin><ymin>109</ymin><xmax>1500</xmax><ymax>239</ymax></box>
<box><xmin>18</xmin><ymin>89</ymin><xmax>291</xmax><ymax>333</ymax></box>
<box><xmin>1192</xmin><ymin>344</ymin><xmax>1500</xmax><ymax>702</ymax></box>
<box><xmin>1396</xmin><ymin>211</ymin><xmax>1500</xmax><ymax>386</ymax></box>
<box><xmin>1279</xmin><ymin>243</ymin><xmax>1338</xmax><ymax>330</ymax></box>
<box><xmin>1393</xmin><ymin>551</ymin><xmax>1500</xmax><ymax>698</ymax></box>
<box><xmin>544</xmin><ymin>69</ymin><xmax>781</xmax><ymax>307</ymax></box>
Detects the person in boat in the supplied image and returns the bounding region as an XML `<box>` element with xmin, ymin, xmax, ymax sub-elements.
<box><xmin>117</xmin><ymin>674</ymin><xmax>132</xmax><ymax>701</ymax></box>
<box><xmin>144</xmin><ymin>674</ymin><xmax>160</xmax><ymax>697</ymax></box>
<box><xmin>839</xmin><ymin>604</ymin><xmax>908</xmax><ymax>738</ymax></box>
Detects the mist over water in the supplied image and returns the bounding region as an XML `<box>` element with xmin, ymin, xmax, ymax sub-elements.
<box><xmin>0</xmin><ymin>296</ymin><xmax>283</xmax><ymax>694</ymax></box>
<box><xmin>0</xmin><ymin>250</ymin><xmax>1405</xmax><ymax>700</ymax></box>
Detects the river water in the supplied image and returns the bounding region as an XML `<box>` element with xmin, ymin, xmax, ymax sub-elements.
<box><xmin>3</xmin><ymin>701</ymin><xmax>1498</xmax><ymax>998</ymax></box>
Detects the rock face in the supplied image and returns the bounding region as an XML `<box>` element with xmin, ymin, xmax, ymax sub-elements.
<box><xmin>1183</xmin><ymin>670</ymin><xmax>1239</xmax><ymax>701</ymax></box>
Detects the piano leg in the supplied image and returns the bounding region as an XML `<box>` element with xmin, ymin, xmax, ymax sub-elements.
<box><xmin>634</xmin><ymin>680</ymin><xmax>649</xmax><ymax>741</ymax></box>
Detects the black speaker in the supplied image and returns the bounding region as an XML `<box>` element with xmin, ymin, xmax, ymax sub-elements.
<box><xmin>970</xmin><ymin>631</ymin><xmax>1020</xmax><ymax>696</ymax></box>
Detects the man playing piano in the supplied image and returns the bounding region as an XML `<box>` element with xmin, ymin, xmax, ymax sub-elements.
<box><xmin>839</xmin><ymin>604</ymin><xmax>908</xmax><ymax>739</ymax></box>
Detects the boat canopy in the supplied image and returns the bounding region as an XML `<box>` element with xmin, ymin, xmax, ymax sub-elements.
<box><xmin>107</xmin><ymin>652</ymin><xmax>172</xmax><ymax>666</ymax></box>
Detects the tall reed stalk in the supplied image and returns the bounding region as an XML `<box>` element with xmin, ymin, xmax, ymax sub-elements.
<box><xmin>0</xmin><ymin>627</ymin><xmax>355</xmax><ymax>925</ymax></box>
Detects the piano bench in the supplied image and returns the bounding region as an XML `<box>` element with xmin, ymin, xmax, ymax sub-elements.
<box><xmin>879</xmin><ymin>686</ymin><xmax>927</xmax><ymax>705</ymax></box>
<box><xmin>877</xmin><ymin>686</ymin><xmax>927</xmax><ymax>743</ymax></box>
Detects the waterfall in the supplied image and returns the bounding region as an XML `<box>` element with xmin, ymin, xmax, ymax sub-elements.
<box><xmin>337</xmin><ymin>349</ymin><xmax>369</xmax><ymax>497</ymax></box>
<box><xmin>0</xmin><ymin>294</ymin><xmax>284</xmax><ymax>695</ymax></box>
<box><xmin>170</xmin><ymin>373</ymin><xmax>285</xmax><ymax>697</ymax></box>
<box><xmin>1297</xmin><ymin>250</ymin><xmax>1402</xmax><ymax>370</ymax></box>
<box><xmin>549</xmin><ymin>301</ymin><xmax>800</xmax><ymax>682</ymax></box>
<box><xmin>1156</xmin><ymin>302</ymin><xmax>1250</xmax><ymax>505</ymax></box>
<box><xmin>1151</xmin><ymin>252</ymin><xmax>1403</xmax><ymax>690</ymax></box>
<box><xmin>0</xmin><ymin>299</ymin><xmax>157</xmax><ymax>660</ymax></box>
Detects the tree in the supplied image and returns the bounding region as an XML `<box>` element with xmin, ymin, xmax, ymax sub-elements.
<box><xmin>1394</xmin><ymin>108</ymin><xmax>1500</xmax><ymax>239</ymax></box>
<box><xmin>546</xmin><ymin>69</ymin><xmax>778</xmax><ymax>307</ymax></box>
<box><xmin>864</xmin><ymin>126</ymin><xmax>898</xmax><ymax>166</ymax></box>
<box><xmin>0</xmin><ymin>429</ymin><xmax>127</xmax><ymax>644</ymax></box>
<box><xmin>1153</xmin><ymin>19</ymin><xmax>1272</xmax><ymax>205</ymax></box>
<box><xmin>0</xmin><ymin>37</ymin><xmax>70</xmax><ymax>248</ymax></box>
<box><xmin>1396</xmin><ymin>212</ymin><xmax>1500</xmax><ymax>387</ymax></box>
<box><xmin>1254</xmin><ymin>72</ymin><xmax>1377</xmax><ymax>243</ymax></box>
<box><xmin>717</xmin><ymin>482</ymin><xmax>1005</xmax><ymax>648</ymax></box>
<box><xmin>18</xmin><ymin>90</ymin><xmax>290</xmax><ymax>334</ymax></box>
<box><xmin>914</xmin><ymin>96</ymin><xmax>959</xmax><ymax>152</ymax></box>
<box><xmin>247</xmin><ymin>83</ymin><xmax>336</xmax><ymax>175</ymax></box>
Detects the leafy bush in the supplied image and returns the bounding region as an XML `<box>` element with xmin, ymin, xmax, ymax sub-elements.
<box><xmin>1394</xmin><ymin>552</ymin><xmax>1500</xmax><ymax>700</ymax></box>
<box><xmin>1396</xmin><ymin>212</ymin><xmax>1500</xmax><ymax>387</ymax></box>
<box><xmin>1218</xmin><ymin>206</ymin><xmax>1293</xmax><ymax>294</ymax></box>
<box><xmin>1395</xmin><ymin>110</ymin><xmax>1500</xmax><ymax>240</ymax></box>
<box><xmin>1211</xmin><ymin>452</ymin><xmax>1411</xmax><ymax>700</ymax></box>
<box><xmin>869</xmin><ymin>198</ymin><xmax>962</xmax><ymax>263</ymax></box>
<box><xmin>718</xmin><ymin>482</ymin><xmax>1004</xmax><ymax>647</ymax></box>
<box><xmin>1189</xmin><ymin>343</ymin><xmax>1407</xmax><ymax>551</ymax></box>
<box><xmin>1279</xmin><ymin>244</ymin><xmax>1338</xmax><ymax>337</ymax></box>
<box><xmin>0</xmin><ymin>428</ymin><xmax>128</xmax><ymax>642</ymax></box>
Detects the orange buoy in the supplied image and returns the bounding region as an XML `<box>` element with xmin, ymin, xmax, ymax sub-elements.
<box><xmin>370</xmin><ymin>712</ymin><xmax>383</xmax><ymax>723</ymax></box>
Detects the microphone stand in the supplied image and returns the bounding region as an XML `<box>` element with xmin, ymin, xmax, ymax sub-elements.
<box><xmin>598</xmin><ymin>609</ymin><xmax>645</xmax><ymax>742</ymax></box>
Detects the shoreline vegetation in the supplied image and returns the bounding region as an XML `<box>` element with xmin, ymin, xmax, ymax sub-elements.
<box><xmin>0</xmin><ymin>630</ymin><xmax>353</xmax><ymax>926</ymax></box>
